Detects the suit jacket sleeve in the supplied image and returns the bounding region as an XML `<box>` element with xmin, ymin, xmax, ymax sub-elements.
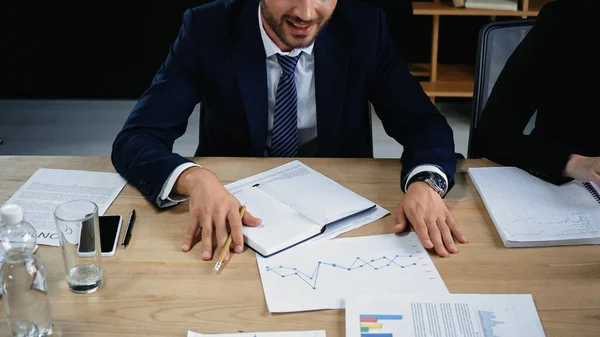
<box><xmin>477</xmin><ymin>2</ymin><xmax>575</xmax><ymax>185</ymax></box>
<box><xmin>111</xmin><ymin>9</ymin><xmax>202</xmax><ymax>204</ymax></box>
<box><xmin>366</xmin><ymin>9</ymin><xmax>457</xmax><ymax>191</ymax></box>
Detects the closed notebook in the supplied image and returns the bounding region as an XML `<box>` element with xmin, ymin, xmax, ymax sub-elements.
<box><xmin>229</xmin><ymin>162</ymin><xmax>376</xmax><ymax>257</ymax></box>
<box><xmin>468</xmin><ymin>167</ymin><xmax>600</xmax><ymax>247</ymax></box>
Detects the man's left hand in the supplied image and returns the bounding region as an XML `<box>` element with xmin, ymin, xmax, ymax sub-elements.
<box><xmin>392</xmin><ymin>182</ymin><xmax>467</xmax><ymax>257</ymax></box>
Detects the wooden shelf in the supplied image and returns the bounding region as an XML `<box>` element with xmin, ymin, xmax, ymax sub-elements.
<box><xmin>411</xmin><ymin>0</ymin><xmax>551</xmax><ymax>99</ymax></box>
<box><xmin>414</xmin><ymin>64</ymin><xmax>475</xmax><ymax>97</ymax></box>
<box><xmin>412</xmin><ymin>0</ymin><xmax>551</xmax><ymax>17</ymax></box>
<box><xmin>413</xmin><ymin>1</ymin><xmax>524</xmax><ymax>16</ymax></box>
<box><xmin>524</xmin><ymin>0</ymin><xmax>547</xmax><ymax>16</ymax></box>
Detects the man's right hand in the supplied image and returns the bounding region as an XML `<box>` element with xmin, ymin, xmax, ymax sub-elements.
<box><xmin>564</xmin><ymin>155</ymin><xmax>600</xmax><ymax>186</ymax></box>
<box><xmin>174</xmin><ymin>166</ymin><xmax>261</xmax><ymax>261</ymax></box>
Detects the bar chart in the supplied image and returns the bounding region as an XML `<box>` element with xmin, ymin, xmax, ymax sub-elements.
<box><xmin>359</xmin><ymin>314</ymin><xmax>403</xmax><ymax>337</ymax></box>
<box><xmin>346</xmin><ymin>294</ymin><xmax>546</xmax><ymax>337</ymax></box>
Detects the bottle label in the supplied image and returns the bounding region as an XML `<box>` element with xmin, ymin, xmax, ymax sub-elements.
<box><xmin>31</xmin><ymin>260</ymin><xmax>48</xmax><ymax>295</ymax></box>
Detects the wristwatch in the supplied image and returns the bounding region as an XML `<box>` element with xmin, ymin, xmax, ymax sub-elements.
<box><xmin>407</xmin><ymin>171</ymin><xmax>448</xmax><ymax>197</ymax></box>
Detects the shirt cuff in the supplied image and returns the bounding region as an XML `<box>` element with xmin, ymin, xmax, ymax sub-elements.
<box><xmin>156</xmin><ymin>162</ymin><xmax>202</xmax><ymax>208</ymax></box>
<box><xmin>404</xmin><ymin>165</ymin><xmax>449</xmax><ymax>195</ymax></box>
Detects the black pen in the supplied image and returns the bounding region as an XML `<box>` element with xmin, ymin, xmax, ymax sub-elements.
<box><xmin>121</xmin><ymin>209</ymin><xmax>136</xmax><ymax>248</ymax></box>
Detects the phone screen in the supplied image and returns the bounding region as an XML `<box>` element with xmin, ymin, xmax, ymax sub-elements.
<box><xmin>78</xmin><ymin>215</ymin><xmax>121</xmax><ymax>254</ymax></box>
<box><xmin>99</xmin><ymin>215</ymin><xmax>121</xmax><ymax>253</ymax></box>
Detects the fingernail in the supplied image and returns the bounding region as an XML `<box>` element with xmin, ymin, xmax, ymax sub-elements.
<box><xmin>425</xmin><ymin>240</ymin><xmax>433</xmax><ymax>247</ymax></box>
<box><xmin>234</xmin><ymin>245</ymin><xmax>243</xmax><ymax>253</ymax></box>
<box><xmin>181</xmin><ymin>244</ymin><xmax>189</xmax><ymax>251</ymax></box>
<box><xmin>202</xmin><ymin>251</ymin><xmax>210</xmax><ymax>259</ymax></box>
<box><xmin>449</xmin><ymin>243</ymin><xmax>457</xmax><ymax>251</ymax></box>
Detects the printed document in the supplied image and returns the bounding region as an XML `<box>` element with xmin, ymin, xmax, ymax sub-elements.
<box><xmin>2</xmin><ymin>168</ymin><xmax>127</xmax><ymax>246</ymax></box>
<box><xmin>187</xmin><ymin>331</ymin><xmax>326</xmax><ymax>337</ymax></box>
<box><xmin>346</xmin><ymin>293</ymin><xmax>546</xmax><ymax>337</ymax></box>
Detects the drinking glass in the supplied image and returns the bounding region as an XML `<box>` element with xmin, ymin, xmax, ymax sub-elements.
<box><xmin>54</xmin><ymin>200</ymin><xmax>103</xmax><ymax>294</ymax></box>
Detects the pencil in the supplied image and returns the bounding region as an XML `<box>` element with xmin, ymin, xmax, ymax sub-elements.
<box><xmin>214</xmin><ymin>205</ymin><xmax>246</xmax><ymax>272</ymax></box>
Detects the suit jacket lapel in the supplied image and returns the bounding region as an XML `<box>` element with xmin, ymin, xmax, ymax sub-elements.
<box><xmin>229</xmin><ymin>0</ymin><xmax>268</xmax><ymax>156</ymax></box>
<box><xmin>314</xmin><ymin>20</ymin><xmax>349</xmax><ymax>155</ymax></box>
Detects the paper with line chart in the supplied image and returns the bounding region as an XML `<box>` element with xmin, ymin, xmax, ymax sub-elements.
<box><xmin>256</xmin><ymin>233</ymin><xmax>448</xmax><ymax>312</ymax></box>
<box><xmin>345</xmin><ymin>294</ymin><xmax>546</xmax><ymax>337</ymax></box>
<box><xmin>187</xmin><ymin>330</ymin><xmax>326</xmax><ymax>337</ymax></box>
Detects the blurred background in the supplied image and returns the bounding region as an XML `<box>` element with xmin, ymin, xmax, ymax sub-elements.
<box><xmin>0</xmin><ymin>0</ymin><xmax>543</xmax><ymax>158</ymax></box>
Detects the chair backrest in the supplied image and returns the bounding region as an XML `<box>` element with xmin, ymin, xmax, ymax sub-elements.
<box><xmin>467</xmin><ymin>19</ymin><xmax>535</xmax><ymax>159</ymax></box>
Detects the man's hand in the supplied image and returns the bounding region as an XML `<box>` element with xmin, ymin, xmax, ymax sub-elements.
<box><xmin>564</xmin><ymin>155</ymin><xmax>600</xmax><ymax>186</ymax></box>
<box><xmin>392</xmin><ymin>182</ymin><xmax>467</xmax><ymax>257</ymax></box>
<box><xmin>175</xmin><ymin>166</ymin><xmax>261</xmax><ymax>261</ymax></box>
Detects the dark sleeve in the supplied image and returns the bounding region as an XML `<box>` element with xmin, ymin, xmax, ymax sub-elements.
<box><xmin>367</xmin><ymin>9</ymin><xmax>457</xmax><ymax>192</ymax></box>
<box><xmin>477</xmin><ymin>2</ymin><xmax>574</xmax><ymax>185</ymax></box>
<box><xmin>111</xmin><ymin>9</ymin><xmax>202</xmax><ymax>204</ymax></box>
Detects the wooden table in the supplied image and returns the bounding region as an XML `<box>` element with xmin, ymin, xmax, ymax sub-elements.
<box><xmin>1</xmin><ymin>156</ymin><xmax>599</xmax><ymax>337</ymax></box>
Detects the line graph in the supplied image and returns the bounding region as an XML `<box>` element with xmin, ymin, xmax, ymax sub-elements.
<box><xmin>257</xmin><ymin>233</ymin><xmax>448</xmax><ymax>312</ymax></box>
<box><xmin>265</xmin><ymin>254</ymin><xmax>416</xmax><ymax>289</ymax></box>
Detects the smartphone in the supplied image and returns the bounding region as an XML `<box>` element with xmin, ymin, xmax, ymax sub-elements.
<box><xmin>78</xmin><ymin>214</ymin><xmax>123</xmax><ymax>257</ymax></box>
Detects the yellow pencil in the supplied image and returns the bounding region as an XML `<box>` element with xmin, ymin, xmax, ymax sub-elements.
<box><xmin>214</xmin><ymin>205</ymin><xmax>246</xmax><ymax>272</ymax></box>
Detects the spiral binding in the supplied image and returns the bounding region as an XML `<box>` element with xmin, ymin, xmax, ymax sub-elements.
<box><xmin>583</xmin><ymin>182</ymin><xmax>600</xmax><ymax>204</ymax></box>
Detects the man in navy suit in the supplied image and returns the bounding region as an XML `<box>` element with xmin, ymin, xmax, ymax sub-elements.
<box><xmin>112</xmin><ymin>0</ymin><xmax>467</xmax><ymax>260</ymax></box>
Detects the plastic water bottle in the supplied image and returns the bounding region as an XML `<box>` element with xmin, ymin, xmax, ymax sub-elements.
<box><xmin>0</xmin><ymin>204</ymin><xmax>55</xmax><ymax>337</ymax></box>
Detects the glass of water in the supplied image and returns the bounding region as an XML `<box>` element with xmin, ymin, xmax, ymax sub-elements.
<box><xmin>54</xmin><ymin>200</ymin><xmax>103</xmax><ymax>294</ymax></box>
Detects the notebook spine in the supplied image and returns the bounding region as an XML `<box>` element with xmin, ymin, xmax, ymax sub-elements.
<box><xmin>583</xmin><ymin>182</ymin><xmax>600</xmax><ymax>204</ymax></box>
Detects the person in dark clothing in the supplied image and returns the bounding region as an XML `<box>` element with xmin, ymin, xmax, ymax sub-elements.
<box><xmin>477</xmin><ymin>0</ymin><xmax>600</xmax><ymax>187</ymax></box>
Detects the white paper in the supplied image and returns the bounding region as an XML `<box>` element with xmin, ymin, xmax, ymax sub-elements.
<box><xmin>2</xmin><ymin>168</ymin><xmax>127</xmax><ymax>246</ymax></box>
<box><xmin>187</xmin><ymin>331</ymin><xmax>326</xmax><ymax>337</ymax></box>
<box><xmin>256</xmin><ymin>233</ymin><xmax>448</xmax><ymax>313</ymax></box>
<box><xmin>469</xmin><ymin>167</ymin><xmax>600</xmax><ymax>246</ymax></box>
<box><xmin>226</xmin><ymin>160</ymin><xmax>388</xmax><ymax>244</ymax></box>
<box><xmin>346</xmin><ymin>293</ymin><xmax>546</xmax><ymax>337</ymax></box>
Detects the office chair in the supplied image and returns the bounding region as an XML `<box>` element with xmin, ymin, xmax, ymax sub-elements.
<box><xmin>467</xmin><ymin>19</ymin><xmax>536</xmax><ymax>159</ymax></box>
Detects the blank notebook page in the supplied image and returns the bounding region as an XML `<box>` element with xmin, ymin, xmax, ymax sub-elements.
<box><xmin>234</xmin><ymin>187</ymin><xmax>321</xmax><ymax>255</ymax></box>
<box><xmin>256</xmin><ymin>165</ymin><xmax>374</xmax><ymax>226</ymax></box>
<box><xmin>469</xmin><ymin>167</ymin><xmax>600</xmax><ymax>242</ymax></box>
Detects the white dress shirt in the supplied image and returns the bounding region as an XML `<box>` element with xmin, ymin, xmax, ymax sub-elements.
<box><xmin>259</xmin><ymin>7</ymin><xmax>318</xmax><ymax>150</ymax></box>
<box><xmin>156</xmin><ymin>5</ymin><xmax>447</xmax><ymax>207</ymax></box>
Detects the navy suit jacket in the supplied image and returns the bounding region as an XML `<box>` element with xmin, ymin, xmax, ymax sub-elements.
<box><xmin>112</xmin><ymin>0</ymin><xmax>456</xmax><ymax>204</ymax></box>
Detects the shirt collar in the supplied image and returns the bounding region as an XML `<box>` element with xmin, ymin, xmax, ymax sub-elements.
<box><xmin>258</xmin><ymin>5</ymin><xmax>314</xmax><ymax>58</ymax></box>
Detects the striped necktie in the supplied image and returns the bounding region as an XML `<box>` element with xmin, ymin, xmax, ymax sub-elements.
<box><xmin>271</xmin><ymin>54</ymin><xmax>301</xmax><ymax>157</ymax></box>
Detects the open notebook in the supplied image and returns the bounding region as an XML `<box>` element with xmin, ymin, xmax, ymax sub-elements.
<box><xmin>226</xmin><ymin>161</ymin><xmax>376</xmax><ymax>257</ymax></box>
<box><xmin>469</xmin><ymin>167</ymin><xmax>600</xmax><ymax>247</ymax></box>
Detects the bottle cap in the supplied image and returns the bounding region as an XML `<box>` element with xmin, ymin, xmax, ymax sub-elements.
<box><xmin>0</xmin><ymin>204</ymin><xmax>24</xmax><ymax>226</ymax></box>
<box><xmin>0</xmin><ymin>204</ymin><xmax>37</xmax><ymax>253</ymax></box>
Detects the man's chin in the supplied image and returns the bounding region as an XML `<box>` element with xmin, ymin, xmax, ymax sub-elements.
<box><xmin>283</xmin><ymin>35</ymin><xmax>316</xmax><ymax>49</ymax></box>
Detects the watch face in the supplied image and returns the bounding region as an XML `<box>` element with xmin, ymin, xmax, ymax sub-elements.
<box><xmin>410</xmin><ymin>171</ymin><xmax>447</xmax><ymax>195</ymax></box>
<box><xmin>436</xmin><ymin>176</ymin><xmax>447</xmax><ymax>190</ymax></box>
<box><xmin>426</xmin><ymin>174</ymin><xmax>446</xmax><ymax>195</ymax></box>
